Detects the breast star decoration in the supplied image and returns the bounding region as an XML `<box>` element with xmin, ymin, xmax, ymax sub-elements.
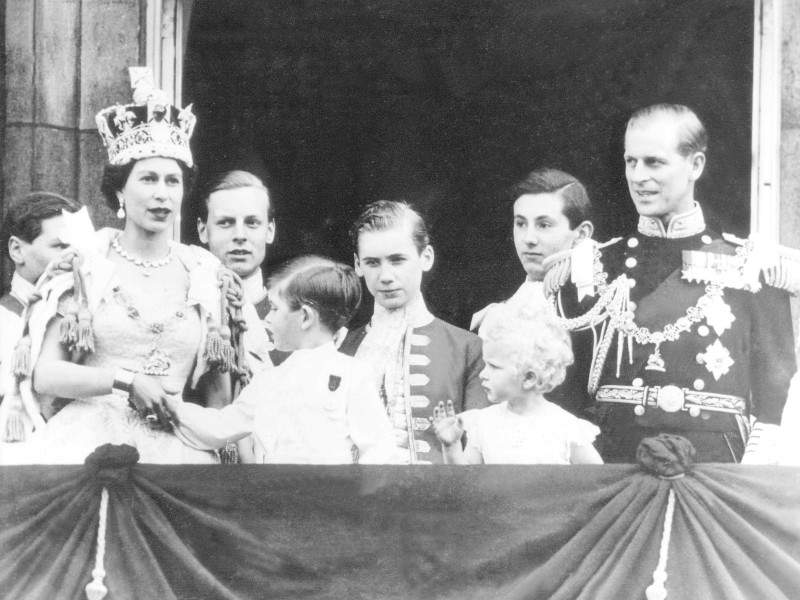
<box><xmin>697</xmin><ymin>339</ymin><xmax>734</xmax><ymax>380</ymax></box>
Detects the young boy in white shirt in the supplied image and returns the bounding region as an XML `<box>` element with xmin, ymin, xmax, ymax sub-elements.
<box><xmin>167</xmin><ymin>256</ymin><xmax>402</xmax><ymax>464</ymax></box>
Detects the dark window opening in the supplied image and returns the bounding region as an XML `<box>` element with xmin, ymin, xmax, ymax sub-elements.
<box><xmin>184</xmin><ymin>0</ymin><xmax>753</xmax><ymax>329</ymax></box>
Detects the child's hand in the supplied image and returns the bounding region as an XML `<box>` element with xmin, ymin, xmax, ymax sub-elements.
<box><xmin>431</xmin><ymin>400</ymin><xmax>464</xmax><ymax>447</ymax></box>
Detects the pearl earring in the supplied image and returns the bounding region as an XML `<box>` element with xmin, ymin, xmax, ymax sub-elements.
<box><xmin>117</xmin><ymin>197</ymin><xmax>126</xmax><ymax>219</ymax></box>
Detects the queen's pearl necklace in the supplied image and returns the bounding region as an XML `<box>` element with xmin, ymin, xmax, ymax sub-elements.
<box><xmin>112</xmin><ymin>236</ymin><xmax>173</xmax><ymax>276</ymax></box>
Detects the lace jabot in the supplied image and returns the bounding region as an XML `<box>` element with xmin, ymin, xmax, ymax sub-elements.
<box><xmin>355</xmin><ymin>294</ymin><xmax>433</xmax><ymax>392</ymax></box>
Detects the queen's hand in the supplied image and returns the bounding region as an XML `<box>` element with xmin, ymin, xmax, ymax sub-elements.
<box><xmin>129</xmin><ymin>374</ymin><xmax>182</xmax><ymax>428</ymax></box>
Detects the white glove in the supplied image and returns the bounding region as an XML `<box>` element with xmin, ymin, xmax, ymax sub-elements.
<box><xmin>741</xmin><ymin>422</ymin><xmax>781</xmax><ymax>465</ymax></box>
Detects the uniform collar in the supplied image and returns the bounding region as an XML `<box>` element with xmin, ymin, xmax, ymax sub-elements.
<box><xmin>637</xmin><ymin>202</ymin><xmax>706</xmax><ymax>239</ymax></box>
<box><xmin>242</xmin><ymin>270</ymin><xmax>267</xmax><ymax>304</ymax></box>
<box><xmin>10</xmin><ymin>271</ymin><xmax>37</xmax><ymax>308</ymax></box>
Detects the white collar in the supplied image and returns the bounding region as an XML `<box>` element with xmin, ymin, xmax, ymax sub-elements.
<box><xmin>370</xmin><ymin>292</ymin><xmax>434</xmax><ymax>329</ymax></box>
<box><xmin>10</xmin><ymin>271</ymin><xmax>37</xmax><ymax>307</ymax></box>
<box><xmin>637</xmin><ymin>202</ymin><xmax>706</xmax><ymax>239</ymax></box>
<box><xmin>242</xmin><ymin>270</ymin><xmax>267</xmax><ymax>304</ymax></box>
<box><xmin>514</xmin><ymin>279</ymin><xmax>545</xmax><ymax>299</ymax></box>
<box><xmin>283</xmin><ymin>341</ymin><xmax>336</xmax><ymax>365</ymax></box>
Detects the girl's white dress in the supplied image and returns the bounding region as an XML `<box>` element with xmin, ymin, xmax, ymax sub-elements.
<box><xmin>465</xmin><ymin>401</ymin><xmax>600</xmax><ymax>464</ymax></box>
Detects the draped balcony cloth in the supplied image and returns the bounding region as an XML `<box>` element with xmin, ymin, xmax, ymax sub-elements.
<box><xmin>1</xmin><ymin>460</ymin><xmax>799</xmax><ymax>599</ymax></box>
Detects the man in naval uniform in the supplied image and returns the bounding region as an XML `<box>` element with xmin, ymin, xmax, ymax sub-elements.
<box><xmin>198</xmin><ymin>170</ymin><xmax>289</xmax><ymax>368</ymax></box>
<box><xmin>339</xmin><ymin>200</ymin><xmax>490</xmax><ymax>464</ymax></box>
<box><xmin>544</xmin><ymin>104</ymin><xmax>797</xmax><ymax>463</ymax></box>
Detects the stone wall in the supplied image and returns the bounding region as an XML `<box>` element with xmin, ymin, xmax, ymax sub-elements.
<box><xmin>2</xmin><ymin>0</ymin><xmax>143</xmax><ymax>289</ymax></box>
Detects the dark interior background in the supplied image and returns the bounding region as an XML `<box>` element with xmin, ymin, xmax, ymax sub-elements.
<box><xmin>183</xmin><ymin>0</ymin><xmax>754</xmax><ymax>329</ymax></box>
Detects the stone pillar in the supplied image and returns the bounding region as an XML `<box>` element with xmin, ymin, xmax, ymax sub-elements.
<box><xmin>782</xmin><ymin>0</ymin><xmax>800</xmax><ymax>250</ymax></box>
<box><xmin>2</xmin><ymin>0</ymin><xmax>144</xmax><ymax>288</ymax></box>
<box><xmin>782</xmin><ymin>0</ymin><xmax>800</xmax><ymax>345</ymax></box>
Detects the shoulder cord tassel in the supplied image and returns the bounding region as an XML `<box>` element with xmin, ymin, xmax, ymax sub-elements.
<box><xmin>7</xmin><ymin>273</ymin><xmax>51</xmax><ymax>441</ymax></box>
<box><xmin>205</xmin><ymin>270</ymin><xmax>240</xmax><ymax>372</ymax></box>
<box><xmin>542</xmin><ymin>252</ymin><xmax>572</xmax><ymax>297</ymax></box>
<box><xmin>10</xmin><ymin>285</ymin><xmax>43</xmax><ymax>378</ymax></box>
<box><xmin>73</xmin><ymin>258</ymin><xmax>95</xmax><ymax>353</ymax></box>
<box><xmin>59</xmin><ymin>256</ymin><xmax>95</xmax><ymax>353</ymax></box>
<box><xmin>11</xmin><ymin>332</ymin><xmax>32</xmax><ymax>379</ymax></box>
<box><xmin>4</xmin><ymin>378</ymin><xmax>43</xmax><ymax>443</ymax></box>
<box><xmin>228</xmin><ymin>271</ymin><xmax>251</xmax><ymax>395</ymax></box>
<box><xmin>231</xmin><ymin>312</ymin><xmax>251</xmax><ymax>398</ymax></box>
<box><xmin>85</xmin><ymin>487</ymin><xmax>109</xmax><ymax>600</ymax></box>
<box><xmin>586</xmin><ymin>279</ymin><xmax>628</xmax><ymax>396</ymax></box>
<box><xmin>59</xmin><ymin>262</ymin><xmax>82</xmax><ymax>347</ymax></box>
<box><xmin>645</xmin><ymin>488</ymin><xmax>676</xmax><ymax>600</ymax></box>
<box><xmin>2</xmin><ymin>382</ymin><xmax>25</xmax><ymax>442</ymax></box>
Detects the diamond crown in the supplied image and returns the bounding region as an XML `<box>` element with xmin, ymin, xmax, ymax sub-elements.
<box><xmin>95</xmin><ymin>67</ymin><xmax>196</xmax><ymax>167</ymax></box>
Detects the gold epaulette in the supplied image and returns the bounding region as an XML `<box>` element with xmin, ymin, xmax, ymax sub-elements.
<box><xmin>542</xmin><ymin>237</ymin><xmax>621</xmax><ymax>299</ymax></box>
<box><xmin>683</xmin><ymin>233</ymin><xmax>800</xmax><ymax>295</ymax></box>
<box><xmin>542</xmin><ymin>248</ymin><xmax>572</xmax><ymax>297</ymax></box>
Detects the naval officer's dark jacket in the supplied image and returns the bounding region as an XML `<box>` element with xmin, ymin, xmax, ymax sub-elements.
<box><xmin>547</xmin><ymin>204</ymin><xmax>797</xmax><ymax>462</ymax></box>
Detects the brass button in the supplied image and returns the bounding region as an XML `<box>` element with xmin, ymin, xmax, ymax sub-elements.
<box><xmin>701</xmin><ymin>235</ymin><xmax>712</xmax><ymax>245</ymax></box>
<box><xmin>625</xmin><ymin>257</ymin><xmax>637</xmax><ymax>269</ymax></box>
<box><xmin>689</xmin><ymin>406</ymin><xmax>701</xmax><ymax>417</ymax></box>
<box><xmin>634</xmin><ymin>405</ymin><xmax>645</xmax><ymax>416</ymax></box>
<box><xmin>632</xmin><ymin>378</ymin><xmax>644</xmax><ymax>387</ymax></box>
<box><xmin>698</xmin><ymin>325</ymin><xmax>710</xmax><ymax>337</ymax></box>
<box><xmin>693</xmin><ymin>379</ymin><xmax>705</xmax><ymax>391</ymax></box>
<box><xmin>627</xmin><ymin>237</ymin><xmax>639</xmax><ymax>248</ymax></box>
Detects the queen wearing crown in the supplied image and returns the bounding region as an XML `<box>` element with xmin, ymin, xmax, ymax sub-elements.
<box><xmin>9</xmin><ymin>69</ymin><xmax>240</xmax><ymax>464</ymax></box>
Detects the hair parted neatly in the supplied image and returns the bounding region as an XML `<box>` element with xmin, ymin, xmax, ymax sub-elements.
<box><xmin>1</xmin><ymin>191</ymin><xmax>82</xmax><ymax>259</ymax></box>
<box><xmin>512</xmin><ymin>168</ymin><xmax>592</xmax><ymax>229</ymax></box>
<box><xmin>268</xmin><ymin>255</ymin><xmax>362</xmax><ymax>333</ymax></box>
<box><xmin>479</xmin><ymin>298</ymin><xmax>573</xmax><ymax>395</ymax></box>
<box><xmin>627</xmin><ymin>103</ymin><xmax>708</xmax><ymax>156</ymax></box>
<box><xmin>350</xmin><ymin>200</ymin><xmax>430</xmax><ymax>255</ymax></box>
<box><xmin>198</xmin><ymin>170</ymin><xmax>273</xmax><ymax>222</ymax></box>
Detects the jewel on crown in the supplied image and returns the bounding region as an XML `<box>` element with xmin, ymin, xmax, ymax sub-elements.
<box><xmin>95</xmin><ymin>67</ymin><xmax>196</xmax><ymax>167</ymax></box>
